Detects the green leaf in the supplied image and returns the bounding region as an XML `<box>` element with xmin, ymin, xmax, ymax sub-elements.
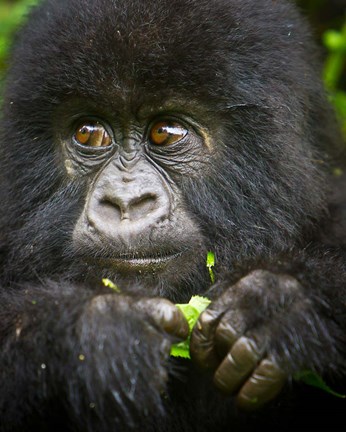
<box><xmin>171</xmin><ymin>295</ymin><xmax>211</xmax><ymax>359</ymax></box>
<box><xmin>102</xmin><ymin>278</ymin><xmax>121</xmax><ymax>293</ymax></box>
<box><xmin>294</xmin><ymin>371</ymin><xmax>346</xmax><ymax>399</ymax></box>
<box><xmin>170</xmin><ymin>340</ymin><xmax>191</xmax><ymax>359</ymax></box>
<box><xmin>206</xmin><ymin>251</ymin><xmax>215</xmax><ymax>283</ymax></box>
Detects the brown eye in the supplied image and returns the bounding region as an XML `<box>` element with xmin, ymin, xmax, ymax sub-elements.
<box><xmin>74</xmin><ymin>122</ymin><xmax>111</xmax><ymax>148</ymax></box>
<box><xmin>149</xmin><ymin>121</ymin><xmax>187</xmax><ymax>146</ymax></box>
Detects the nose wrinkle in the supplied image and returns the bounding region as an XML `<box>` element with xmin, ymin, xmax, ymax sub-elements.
<box><xmin>118</xmin><ymin>151</ymin><xmax>139</xmax><ymax>171</ymax></box>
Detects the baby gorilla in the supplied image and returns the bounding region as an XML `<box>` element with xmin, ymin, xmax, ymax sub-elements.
<box><xmin>0</xmin><ymin>0</ymin><xmax>345</xmax><ymax>431</ymax></box>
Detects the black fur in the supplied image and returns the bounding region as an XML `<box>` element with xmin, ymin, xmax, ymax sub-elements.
<box><xmin>0</xmin><ymin>0</ymin><xmax>345</xmax><ymax>431</ymax></box>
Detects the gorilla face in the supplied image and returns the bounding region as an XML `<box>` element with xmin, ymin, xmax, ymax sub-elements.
<box><xmin>68</xmin><ymin>112</ymin><xmax>208</xmax><ymax>289</ymax></box>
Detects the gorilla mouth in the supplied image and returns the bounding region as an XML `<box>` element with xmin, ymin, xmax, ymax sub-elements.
<box><xmin>92</xmin><ymin>251</ymin><xmax>184</xmax><ymax>272</ymax></box>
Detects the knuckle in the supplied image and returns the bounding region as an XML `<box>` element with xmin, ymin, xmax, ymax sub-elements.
<box><xmin>198</xmin><ymin>308</ymin><xmax>220</xmax><ymax>327</ymax></box>
<box><xmin>234</xmin><ymin>336</ymin><xmax>262</xmax><ymax>362</ymax></box>
<box><xmin>214</xmin><ymin>321</ymin><xmax>240</xmax><ymax>354</ymax></box>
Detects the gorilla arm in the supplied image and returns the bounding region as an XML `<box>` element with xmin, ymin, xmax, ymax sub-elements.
<box><xmin>0</xmin><ymin>282</ymin><xmax>188</xmax><ymax>430</ymax></box>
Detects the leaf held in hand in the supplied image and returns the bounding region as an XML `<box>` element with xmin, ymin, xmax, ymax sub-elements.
<box><xmin>170</xmin><ymin>295</ymin><xmax>211</xmax><ymax>359</ymax></box>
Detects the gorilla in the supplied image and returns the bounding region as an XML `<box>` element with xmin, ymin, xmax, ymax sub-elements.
<box><xmin>0</xmin><ymin>0</ymin><xmax>345</xmax><ymax>431</ymax></box>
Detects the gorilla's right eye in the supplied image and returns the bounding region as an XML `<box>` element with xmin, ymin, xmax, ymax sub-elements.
<box><xmin>74</xmin><ymin>122</ymin><xmax>112</xmax><ymax>148</ymax></box>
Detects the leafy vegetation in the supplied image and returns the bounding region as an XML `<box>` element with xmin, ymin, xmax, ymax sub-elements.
<box><xmin>324</xmin><ymin>23</ymin><xmax>346</xmax><ymax>135</ymax></box>
<box><xmin>0</xmin><ymin>0</ymin><xmax>39</xmax><ymax>82</ymax></box>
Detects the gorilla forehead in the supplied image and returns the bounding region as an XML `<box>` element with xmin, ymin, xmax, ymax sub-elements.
<box><xmin>10</xmin><ymin>0</ymin><xmax>307</xmax><ymax>107</ymax></box>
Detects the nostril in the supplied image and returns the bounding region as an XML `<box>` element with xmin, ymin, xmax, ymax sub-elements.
<box><xmin>99</xmin><ymin>198</ymin><xmax>124</xmax><ymax>221</ymax></box>
<box><xmin>98</xmin><ymin>193</ymin><xmax>159</xmax><ymax>222</ymax></box>
<box><xmin>129</xmin><ymin>193</ymin><xmax>159</xmax><ymax>220</ymax></box>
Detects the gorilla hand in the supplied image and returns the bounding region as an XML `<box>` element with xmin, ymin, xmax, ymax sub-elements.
<box><xmin>190</xmin><ymin>270</ymin><xmax>318</xmax><ymax>410</ymax></box>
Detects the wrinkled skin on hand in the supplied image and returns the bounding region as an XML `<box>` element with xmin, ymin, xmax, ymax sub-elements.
<box><xmin>121</xmin><ymin>296</ymin><xmax>190</xmax><ymax>341</ymax></box>
<box><xmin>190</xmin><ymin>270</ymin><xmax>312</xmax><ymax>410</ymax></box>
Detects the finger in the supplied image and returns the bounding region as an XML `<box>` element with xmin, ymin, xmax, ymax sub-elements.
<box><xmin>236</xmin><ymin>359</ymin><xmax>286</xmax><ymax>410</ymax></box>
<box><xmin>213</xmin><ymin>336</ymin><xmax>261</xmax><ymax>394</ymax></box>
<box><xmin>190</xmin><ymin>308</ymin><xmax>222</xmax><ymax>369</ymax></box>
<box><xmin>214</xmin><ymin>310</ymin><xmax>246</xmax><ymax>358</ymax></box>
<box><xmin>135</xmin><ymin>298</ymin><xmax>189</xmax><ymax>340</ymax></box>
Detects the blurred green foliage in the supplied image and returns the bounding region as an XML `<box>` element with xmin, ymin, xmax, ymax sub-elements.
<box><xmin>0</xmin><ymin>0</ymin><xmax>345</xmax><ymax>136</ymax></box>
<box><xmin>0</xmin><ymin>0</ymin><xmax>39</xmax><ymax>74</ymax></box>
<box><xmin>324</xmin><ymin>23</ymin><xmax>346</xmax><ymax>135</ymax></box>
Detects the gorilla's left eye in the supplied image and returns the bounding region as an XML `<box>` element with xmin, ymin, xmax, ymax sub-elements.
<box><xmin>149</xmin><ymin>121</ymin><xmax>187</xmax><ymax>146</ymax></box>
<box><xmin>74</xmin><ymin>122</ymin><xmax>112</xmax><ymax>148</ymax></box>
